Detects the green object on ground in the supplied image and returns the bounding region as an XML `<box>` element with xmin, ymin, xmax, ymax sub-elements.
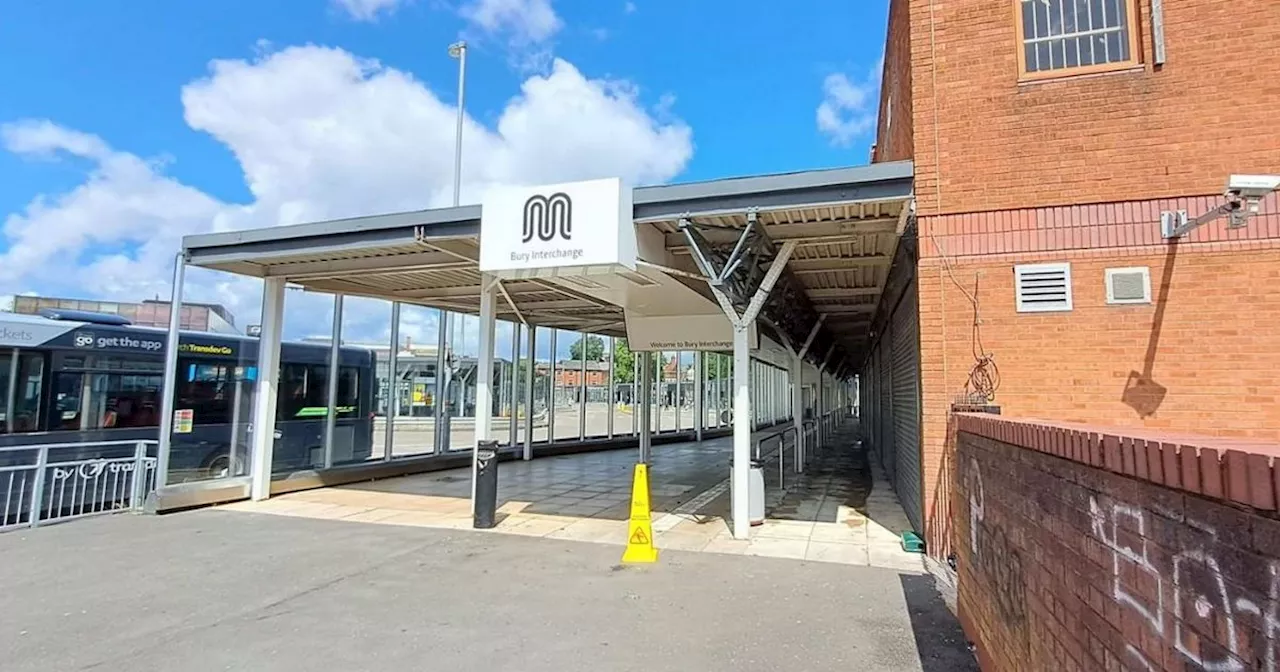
<box><xmin>900</xmin><ymin>531</ymin><xmax>925</xmax><ymax>554</ymax></box>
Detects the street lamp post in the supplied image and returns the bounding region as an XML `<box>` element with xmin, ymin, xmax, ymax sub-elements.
<box><xmin>448</xmin><ymin>41</ymin><xmax>467</xmax><ymax>207</ymax></box>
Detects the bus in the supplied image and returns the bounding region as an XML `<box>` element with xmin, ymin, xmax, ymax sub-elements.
<box><xmin>0</xmin><ymin>310</ymin><xmax>377</xmax><ymax>482</ymax></box>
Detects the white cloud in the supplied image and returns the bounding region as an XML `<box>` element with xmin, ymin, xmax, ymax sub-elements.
<box><xmin>331</xmin><ymin>0</ymin><xmax>406</xmax><ymax>22</ymax></box>
<box><xmin>624</xmin><ymin>2</ymin><xmax>637</xmax><ymax>13</ymax></box>
<box><xmin>0</xmin><ymin>45</ymin><xmax>693</xmax><ymax>342</ymax></box>
<box><xmin>459</xmin><ymin>0</ymin><xmax>562</xmax><ymax>44</ymax></box>
<box><xmin>816</xmin><ymin>64</ymin><xmax>881</xmax><ymax>148</ymax></box>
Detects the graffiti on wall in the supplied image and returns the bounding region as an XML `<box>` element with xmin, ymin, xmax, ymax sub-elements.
<box><xmin>965</xmin><ymin>458</ymin><xmax>1027</xmax><ymax>628</ymax></box>
<box><xmin>1090</xmin><ymin>494</ymin><xmax>1280</xmax><ymax>671</ymax></box>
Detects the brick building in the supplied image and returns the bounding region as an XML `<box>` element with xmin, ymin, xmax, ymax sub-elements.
<box><xmin>549</xmin><ymin>361</ymin><xmax>611</xmax><ymax>387</ymax></box>
<box><xmin>862</xmin><ymin>0</ymin><xmax>1280</xmax><ymax>554</ymax></box>
<box><xmin>1</xmin><ymin>294</ymin><xmax>239</xmax><ymax>334</ymax></box>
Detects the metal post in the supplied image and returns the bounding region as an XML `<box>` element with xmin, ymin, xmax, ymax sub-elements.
<box><xmin>250</xmin><ymin>277</ymin><xmax>286</xmax><ymax>501</ymax></box>
<box><xmin>631</xmin><ymin>357</ymin><xmax>638</xmax><ymax>435</ymax></box>
<box><xmin>471</xmin><ymin>277</ymin><xmax>496</xmax><ymax>515</ymax></box>
<box><xmin>731</xmin><ymin>325</ymin><xmax>752</xmax><ymax>540</ymax></box>
<box><xmin>509</xmin><ymin>323</ymin><xmax>520</xmax><ymax>448</ymax></box>
<box><xmin>435</xmin><ymin>310</ymin><xmax>449</xmax><ymax>455</ymax></box>
<box><xmin>523</xmin><ymin>327</ymin><xmax>535</xmax><ymax>460</ymax></box>
<box><xmin>579</xmin><ymin>333</ymin><xmax>587</xmax><ymax>440</ymax></box>
<box><xmin>638</xmin><ymin>351</ymin><xmax>652</xmax><ymax>463</ymax></box>
<box><xmin>606</xmin><ymin>336</ymin><xmax>615</xmax><ymax>439</ymax></box>
<box><xmin>792</xmin><ymin>352</ymin><xmax>803</xmax><ymax>473</ymax></box>
<box><xmin>5</xmin><ymin>348</ymin><xmax>18</xmax><ymax>434</ymax></box>
<box><xmin>816</xmin><ymin>366</ymin><xmax>824</xmax><ymax>449</ymax></box>
<box><xmin>449</xmin><ymin>41</ymin><xmax>467</xmax><ymax>207</ymax></box>
<box><xmin>675</xmin><ymin>351</ymin><xmax>683</xmax><ymax>432</ymax></box>
<box><xmin>131</xmin><ymin>441</ymin><xmax>148</xmax><ymax>509</ymax></box>
<box><xmin>323</xmin><ymin>293</ymin><xmax>343</xmax><ymax>469</ymax></box>
<box><xmin>384</xmin><ymin>302</ymin><xmax>400</xmax><ymax>461</ymax></box>
<box><xmin>654</xmin><ymin>350</ymin><xmax>662</xmax><ymax>434</ymax></box>
<box><xmin>28</xmin><ymin>446</ymin><xmax>47</xmax><ymax>526</ymax></box>
<box><xmin>693</xmin><ymin>351</ymin><xmax>703</xmax><ymax>442</ymax></box>
<box><xmin>155</xmin><ymin>252</ymin><xmax>186</xmax><ymax>491</ymax></box>
<box><xmin>229</xmin><ymin>379</ymin><xmax>244</xmax><ymax>475</ymax></box>
<box><xmin>548</xmin><ymin>329</ymin><xmax>557</xmax><ymax>443</ymax></box>
<box><xmin>714</xmin><ymin>354</ymin><xmax>721</xmax><ymax>428</ymax></box>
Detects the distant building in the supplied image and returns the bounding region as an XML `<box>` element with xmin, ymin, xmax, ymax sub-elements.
<box><xmin>1</xmin><ymin>294</ymin><xmax>238</xmax><ymax>335</ymax></box>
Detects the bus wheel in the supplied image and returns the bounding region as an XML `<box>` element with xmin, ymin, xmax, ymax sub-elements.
<box><xmin>204</xmin><ymin>452</ymin><xmax>245</xmax><ymax>479</ymax></box>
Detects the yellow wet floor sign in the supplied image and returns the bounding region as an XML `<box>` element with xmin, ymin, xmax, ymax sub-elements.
<box><xmin>621</xmin><ymin>463</ymin><xmax>658</xmax><ymax>563</ymax></box>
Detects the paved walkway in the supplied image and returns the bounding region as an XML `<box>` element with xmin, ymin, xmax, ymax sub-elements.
<box><xmin>219</xmin><ymin>422</ymin><xmax>923</xmax><ymax>572</ymax></box>
<box><xmin>0</xmin><ymin>510</ymin><xmax>976</xmax><ymax>671</ymax></box>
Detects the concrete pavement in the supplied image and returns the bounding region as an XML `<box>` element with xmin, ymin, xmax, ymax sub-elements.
<box><xmin>0</xmin><ymin>511</ymin><xmax>975</xmax><ymax>672</ymax></box>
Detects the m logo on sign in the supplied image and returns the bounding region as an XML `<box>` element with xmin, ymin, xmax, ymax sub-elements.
<box><xmin>521</xmin><ymin>192</ymin><xmax>572</xmax><ymax>243</ymax></box>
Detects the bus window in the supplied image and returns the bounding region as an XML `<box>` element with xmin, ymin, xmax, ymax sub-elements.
<box><xmin>11</xmin><ymin>354</ymin><xmax>42</xmax><ymax>433</ymax></box>
<box><xmin>0</xmin><ymin>351</ymin><xmax>9</xmax><ymax>432</ymax></box>
<box><xmin>178</xmin><ymin>361</ymin><xmax>232</xmax><ymax>425</ymax></box>
<box><xmin>277</xmin><ymin>364</ymin><xmax>360</xmax><ymax>420</ymax></box>
<box><xmin>54</xmin><ymin>371</ymin><xmax>162</xmax><ymax>430</ymax></box>
<box><xmin>338</xmin><ymin>367</ymin><xmax>360</xmax><ymax>417</ymax></box>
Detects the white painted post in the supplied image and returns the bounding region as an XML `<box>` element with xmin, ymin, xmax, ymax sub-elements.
<box><xmin>792</xmin><ymin>352</ymin><xmax>803</xmax><ymax>473</ymax></box>
<box><xmin>731</xmin><ymin>324</ymin><xmax>752</xmax><ymax>540</ymax></box>
<box><xmin>250</xmin><ymin>278</ymin><xmax>286</xmax><ymax>501</ymax></box>
<box><xmin>638</xmin><ymin>351</ymin><xmax>652</xmax><ymax>463</ymax></box>
<box><xmin>694</xmin><ymin>350</ymin><xmax>704</xmax><ymax>442</ymax></box>
<box><xmin>523</xmin><ymin>326</ymin><xmax>535</xmax><ymax>460</ymax></box>
<box><xmin>155</xmin><ymin>252</ymin><xmax>186</xmax><ymax>491</ymax></box>
<box><xmin>471</xmin><ymin>277</ymin><xmax>497</xmax><ymax>515</ymax></box>
<box><xmin>323</xmin><ymin>293</ymin><xmax>343</xmax><ymax>469</ymax></box>
<box><xmin>384</xmin><ymin>302</ymin><xmax>400</xmax><ymax>461</ymax></box>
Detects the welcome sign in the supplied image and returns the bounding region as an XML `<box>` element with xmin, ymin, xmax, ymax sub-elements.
<box><xmin>479</xmin><ymin>177</ymin><xmax>636</xmax><ymax>278</ymax></box>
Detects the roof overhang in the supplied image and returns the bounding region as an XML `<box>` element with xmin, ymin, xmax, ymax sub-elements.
<box><xmin>183</xmin><ymin>161</ymin><xmax>914</xmax><ymax>373</ymax></box>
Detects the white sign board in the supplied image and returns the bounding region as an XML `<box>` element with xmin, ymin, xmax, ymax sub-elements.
<box><xmin>479</xmin><ymin>177</ymin><xmax>636</xmax><ymax>279</ymax></box>
<box><xmin>625</xmin><ymin>313</ymin><xmax>758</xmax><ymax>352</ymax></box>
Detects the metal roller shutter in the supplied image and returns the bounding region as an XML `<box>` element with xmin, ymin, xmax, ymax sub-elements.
<box><xmin>878</xmin><ymin>322</ymin><xmax>894</xmax><ymax>483</ymax></box>
<box><xmin>891</xmin><ymin>281</ymin><xmax>923</xmax><ymax>532</ymax></box>
<box><xmin>875</xmin><ymin>341</ymin><xmax>895</xmax><ymax>484</ymax></box>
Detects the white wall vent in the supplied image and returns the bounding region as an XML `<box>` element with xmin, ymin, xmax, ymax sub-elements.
<box><xmin>1014</xmin><ymin>262</ymin><xmax>1073</xmax><ymax>313</ymax></box>
<box><xmin>1105</xmin><ymin>267</ymin><xmax>1152</xmax><ymax>305</ymax></box>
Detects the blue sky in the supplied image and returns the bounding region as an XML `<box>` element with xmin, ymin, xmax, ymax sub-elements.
<box><xmin>0</xmin><ymin>0</ymin><xmax>887</xmax><ymax>354</ymax></box>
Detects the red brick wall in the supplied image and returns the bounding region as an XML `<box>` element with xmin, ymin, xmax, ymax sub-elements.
<box><xmin>904</xmin><ymin>0</ymin><xmax>1280</xmax><ymax>216</ymax></box>
<box><xmin>917</xmin><ymin>233</ymin><xmax>1280</xmax><ymax>557</ymax></box>
<box><xmin>874</xmin><ymin>0</ymin><xmax>913</xmax><ymax>163</ymax></box>
<box><xmin>954</xmin><ymin>414</ymin><xmax>1280</xmax><ymax>671</ymax></box>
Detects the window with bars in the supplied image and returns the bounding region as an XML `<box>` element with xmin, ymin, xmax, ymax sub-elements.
<box><xmin>1018</xmin><ymin>0</ymin><xmax>1138</xmax><ymax>77</ymax></box>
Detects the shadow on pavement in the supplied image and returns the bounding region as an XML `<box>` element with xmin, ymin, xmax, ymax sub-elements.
<box><xmin>900</xmin><ymin>573</ymin><xmax>978</xmax><ymax>671</ymax></box>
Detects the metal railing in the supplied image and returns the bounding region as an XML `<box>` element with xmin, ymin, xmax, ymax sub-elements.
<box><xmin>1</xmin><ymin>440</ymin><xmax>158</xmax><ymax>532</ymax></box>
<box><xmin>754</xmin><ymin>426</ymin><xmax>798</xmax><ymax>490</ymax></box>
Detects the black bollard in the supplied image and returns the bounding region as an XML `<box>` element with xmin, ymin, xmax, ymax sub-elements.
<box><xmin>473</xmin><ymin>440</ymin><xmax>500</xmax><ymax>529</ymax></box>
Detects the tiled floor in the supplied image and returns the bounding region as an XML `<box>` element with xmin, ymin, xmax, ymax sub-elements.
<box><xmin>219</xmin><ymin>422</ymin><xmax>924</xmax><ymax>572</ymax></box>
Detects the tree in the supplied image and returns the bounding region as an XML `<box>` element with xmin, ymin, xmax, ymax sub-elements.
<box><xmin>568</xmin><ymin>334</ymin><xmax>605</xmax><ymax>361</ymax></box>
<box><xmin>612</xmin><ymin>338</ymin><xmax>635</xmax><ymax>383</ymax></box>
<box><xmin>702</xmin><ymin>352</ymin><xmax>730</xmax><ymax>380</ymax></box>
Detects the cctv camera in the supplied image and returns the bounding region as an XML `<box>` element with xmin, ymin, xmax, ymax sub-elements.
<box><xmin>1227</xmin><ymin>174</ymin><xmax>1280</xmax><ymax>199</ymax></box>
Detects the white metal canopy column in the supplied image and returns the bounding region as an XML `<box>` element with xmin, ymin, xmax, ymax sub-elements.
<box><xmin>322</xmin><ymin>293</ymin><xmax>343</xmax><ymax>469</ymax></box>
<box><xmin>155</xmin><ymin>252</ymin><xmax>187</xmax><ymax>490</ymax></box>
<box><xmin>250</xmin><ymin>278</ymin><xmax>286</xmax><ymax>501</ymax></box>
<box><xmin>792</xmin><ymin>314</ymin><xmax>825</xmax><ymax>471</ymax></box>
<box><xmin>470</xmin><ymin>276</ymin><xmax>497</xmax><ymax>514</ymax></box>
<box><xmin>698</xmin><ymin>238</ymin><xmax>798</xmax><ymax>540</ymax></box>
<box><xmin>638</xmin><ymin>351</ymin><xmax>652</xmax><ymax>462</ymax></box>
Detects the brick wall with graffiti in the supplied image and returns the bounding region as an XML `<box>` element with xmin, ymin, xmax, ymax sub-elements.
<box><xmin>953</xmin><ymin>413</ymin><xmax>1280</xmax><ymax>671</ymax></box>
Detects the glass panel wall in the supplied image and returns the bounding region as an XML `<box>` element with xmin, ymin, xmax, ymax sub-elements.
<box><xmin>532</xmin><ymin>326</ymin><xmax>552</xmax><ymax>443</ymax></box>
<box><xmin>554</xmin><ymin>329</ymin><xmax>581</xmax><ymax>442</ymax></box>
<box><xmin>610</xmin><ymin>337</ymin><xmax>634</xmax><ymax>438</ymax></box>
<box><xmin>514</xmin><ymin>324</ymin><xmax>532</xmax><ymax>447</ymax></box>
<box><xmin>581</xmin><ymin>334</ymin><xmax>609</xmax><ymax>438</ymax></box>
